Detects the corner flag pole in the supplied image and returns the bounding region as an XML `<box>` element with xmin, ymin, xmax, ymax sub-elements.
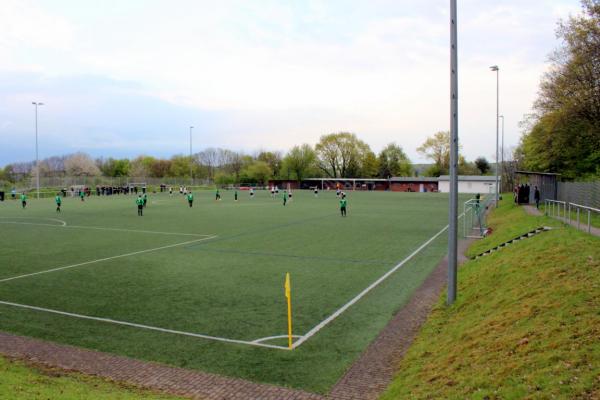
<box><xmin>284</xmin><ymin>272</ymin><xmax>293</xmax><ymax>349</ymax></box>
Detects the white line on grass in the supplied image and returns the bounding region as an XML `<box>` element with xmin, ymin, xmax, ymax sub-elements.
<box><xmin>0</xmin><ymin>219</ymin><xmax>212</xmax><ymax>237</ymax></box>
<box><xmin>292</xmin><ymin>215</ymin><xmax>464</xmax><ymax>349</ymax></box>
<box><xmin>0</xmin><ymin>300</ymin><xmax>289</xmax><ymax>351</ymax></box>
<box><xmin>64</xmin><ymin>225</ymin><xmax>214</xmax><ymax>237</ymax></box>
<box><xmin>0</xmin><ymin>236</ymin><xmax>217</xmax><ymax>284</ymax></box>
<box><xmin>252</xmin><ymin>334</ymin><xmax>303</xmax><ymax>344</ymax></box>
<box><xmin>0</xmin><ymin>217</ymin><xmax>67</xmax><ymax>226</ymax></box>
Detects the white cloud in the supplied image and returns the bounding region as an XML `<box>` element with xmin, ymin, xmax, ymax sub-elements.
<box><xmin>0</xmin><ymin>0</ymin><xmax>74</xmax><ymax>73</ymax></box>
<box><xmin>0</xmin><ymin>0</ymin><xmax>583</xmax><ymax>165</ymax></box>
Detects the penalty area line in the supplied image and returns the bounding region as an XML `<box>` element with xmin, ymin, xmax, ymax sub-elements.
<box><xmin>0</xmin><ymin>219</ymin><xmax>212</xmax><ymax>237</ymax></box>
<box><xmin>292</xmin><ymin>214</ymin><xmax>465</xmax><ymax>349</ymax></box>
<box><xmin>0</xmin><ymin>236</ymin><xmax>217</xmax><ymax>284</ymax></box>
<box><xmin>0</xmin><ymin>300</ymin><xmax>289</xmax><ymax>351</ymax></box>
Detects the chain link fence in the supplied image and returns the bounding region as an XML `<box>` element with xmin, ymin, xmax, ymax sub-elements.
<box><xmin>557</xmin><ymin>181</ymin><xmax>600</xmax><ymax>209</ymax></box>
<box><xmin>27</xmin><ymin>176</ymin><xmax>212</xmax><ymax>189</ymax></box>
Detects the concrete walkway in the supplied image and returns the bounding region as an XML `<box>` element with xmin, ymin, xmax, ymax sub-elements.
<box><xmin>524</xmin><ymin>205</ymin><xmax>600</xmax><ymax>237</ymax></box>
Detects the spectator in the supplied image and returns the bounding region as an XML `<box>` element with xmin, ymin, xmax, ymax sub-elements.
<box><xmin>534</xmin><ymin>186</ymin><xmax>541</xmax><ymax>209</ymax></box>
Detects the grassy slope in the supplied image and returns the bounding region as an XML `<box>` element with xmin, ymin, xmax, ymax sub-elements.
<box><xmin>0</xmin><ymin>356</ymin><xmax>181</xmax><ymax>400</ymax></box>
<box><xmin>382</xmin><ymin>200</ymin><xmax>600</xmax><ymax>399</ymax></box>
<box><xmin>0</xmin><ymin>191</ymin><xmax>469</xmax><ymax>393</ymax></box>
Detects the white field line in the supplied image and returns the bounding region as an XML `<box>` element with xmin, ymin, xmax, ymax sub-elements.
<box><xmin>0</xmin><ymin>236</ymin><xmax>217</xmax><ymax>284</ymax></box>
<box><xmin>292</xmin><ymin>214</ymin><xmax>464</xmax><ymax>349</ymax></box>
<box><xmin>63</xmin><ymin>225</ymin><xmax>213</xmax><ymax>237</ymax></box>
<box><xmin>0</xmin><ymin>300</ymin><xmax>289</xmax><ymax>351</ymax></box>
<box><xmin>0</xmin><ymin>217</ymin><xmax>67</xmax><ymax>226</ymax></box>
<box><xmin>0</xmin><ymin>219</ymin><xmax>211</xmax><ymax>237</ymax></box>
<box><xmin>252</xmin><ymin>334</ymin><xmax>302</xmax><ymax>344</ymax></box>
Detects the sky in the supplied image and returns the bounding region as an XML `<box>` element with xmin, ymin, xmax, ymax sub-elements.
<box><xmin>0</xmin><ymin>0</ymin><xmax>583</xmax><ymax>166</ymax></box>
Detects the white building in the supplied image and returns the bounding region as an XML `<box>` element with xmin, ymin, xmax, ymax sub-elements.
<box><xmin>438</xmin><ymin>175</ymin><xmax>499</xmax><ymax>194</ymax></box>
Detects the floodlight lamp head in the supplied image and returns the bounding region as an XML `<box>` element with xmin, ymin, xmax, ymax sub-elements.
<box><xmin>490</xmin><ymin>65</ymin><xmax>499</xmax><ymax>71</ymax></box>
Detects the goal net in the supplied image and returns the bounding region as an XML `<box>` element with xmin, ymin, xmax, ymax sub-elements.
<box><xmin>463</xmin><ymin>194</ymin><xmax>495</xmax><ymax>238</ymax></box>
<box><xmin>127</xmin><ymin>182</ymin><xmax>147</xmax><ymax>194</ymax></box>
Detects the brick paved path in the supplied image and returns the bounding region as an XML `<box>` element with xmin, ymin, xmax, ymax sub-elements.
<box><xmin>329</xmin><ymin>239</ymin><xmax>473</xmax><ymax>400</ymax></box>
<box><xmin>0</xmin><ymin>240</ymin><xmax>473</xmax><ymax>400</ymax></box>
<box><xmin>0</xmin><ymin>332</ymin><xmax>323</xmax><ymax>400</ymax></box>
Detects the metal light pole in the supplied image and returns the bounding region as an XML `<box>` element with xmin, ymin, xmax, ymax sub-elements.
<box><xmin>32</xmin><ymin>101</ymin><xmax>44</xmax><ymax>199</ymax></box>
<box><xmin>499</xmin><ymin>115</ymin><xmax>504</xmax><ymax>192</ymax></box>
<box><xmin>490</xmin><ymin>65</ymin><xmax>499</xmax><ymax>207</ymax></box>
<box><xmin>189</xmin><ymin>126</ymin><xmax>194</xmax><ymax>186</ymax></box>
<box><xmin>447</xmin><ymin>0</ymin><xmax>459</xmax><ymax>305</ymax></box>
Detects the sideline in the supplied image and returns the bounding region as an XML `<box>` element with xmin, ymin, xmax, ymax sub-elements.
<box><xmin>0</xmin><ymin>301</ymin><xmax>288</xmax><ymax>351</ymax></box>
<box><xmin>292</xmin><ymin>213</ymin><xmax>464</xmax><ymax>349</ymax></box>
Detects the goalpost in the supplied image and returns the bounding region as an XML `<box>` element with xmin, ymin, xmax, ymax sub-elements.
<box><xmin>463</xmin><ymin>190</ymin><xmax>495</xmax><ymax>238</ymax></box>
<box><xmin>127</xmin><ymin>182</ymin><xmax>147</xmax><ymax>194</ymax></box>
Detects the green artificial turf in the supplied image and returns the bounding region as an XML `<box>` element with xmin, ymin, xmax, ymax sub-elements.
<box><xmin>0</xmin><ymin>190</ymin><xmax>467</xmax><ymax>393</ymax></box>
<box><xmin>0</xmin><ymin>356</ymin><xmax>182</xmax><ymax>399</ymax></box>
<box><xmin>381</xmin><ymin>200</ymin><xmax>600</xmax><ymax>399</ymax></box>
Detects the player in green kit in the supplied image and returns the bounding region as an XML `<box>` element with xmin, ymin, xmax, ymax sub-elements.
<box><xmin>187</xmin><ymin>191</ymin><xmax>194</xmax><ymax>208</ymax></box>
<box><xmin>340</xmin><ymin>196</ymin><xmax>347</xmax><ymax>217</ymax></box>
<box><xmin>215</xmin><ymin>189</ymin><xmax>221</xmax><ymax>201</ymax></box>
<box><xmin>234</xmin><ymin>190</ymin><xmax>238</xmax><ymax>202</ymax></box>
<box><xmin>136</xmin><ymin>195</ymin><xmax>144</xmax><ymax>216</ymax></box>
<box><xmin>283</xmin><ymin>190</ymin><xmax>287</xmax><ymax>206</ymax></box>
<box><xmin>143</xmin><ymin>193</ymin><xmax>148</xmax><ymax>208</ymax></box>
<box><xmin>55</xmin><ymin>193</ymin><xmax>62</xmax><ymax>212</ymax></box>
<box><xmin>20</xmin><ymin>192</ymin><xmax>27</xmax><ymax>208</ymax></box>
<box><xmin>79</xmin><ymin>190</ymin><xmax>85</xmax><ymax>202</ymax></box>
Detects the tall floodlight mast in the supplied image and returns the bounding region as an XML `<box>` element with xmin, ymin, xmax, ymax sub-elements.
<box><xmin>448</xmin><ymin>0</ymin><xmax>459</xmax><ymax>305</ymax></box>
<box><xmin>490</xmin><ymin>65</ymin><xmax>500</xmax><ymax>207</ymax></box>
<box><xmin>189</xmin><ymin>126</ymin><xmax>194</xmax><ymax>186</ymax></box>
<box><xmin>32</xmin><ymin>101</ymin><xmax>44</xmax><ymax>200</ymax></box>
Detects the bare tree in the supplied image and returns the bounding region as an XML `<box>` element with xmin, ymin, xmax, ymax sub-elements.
<box><xmin>198</xmin><ymin>148</ymin><xmax>219</xmax><ymax>180</ymax></box>
<box><xmin>502</xmin><ymin>145</ymin><xmax>522</xmax><ymax>192</ymax></box>
<box><xmin>64</xmin><ymin>153</ymin><xmax>101</xmax><ymax>177</ymax></box>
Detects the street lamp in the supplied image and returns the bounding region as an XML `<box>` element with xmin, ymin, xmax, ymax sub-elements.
<box><xmin>189</xmin><ymin>126</ymin><xmax>194</xmax><ymax>186</ymax></box>
<box><xmin>499</xmin><ymin>115</ymin><xmax>504</xmax><ymax>191</ymax></box>
<box><xmin>490</xmin><ymin>65</ymin><xmax>499</xmax><ymax>207</ymax></box>
<box><xmin>32</xmin><ymin>101</ymin><xmax>44</xmax><ymax>199</ymax></box>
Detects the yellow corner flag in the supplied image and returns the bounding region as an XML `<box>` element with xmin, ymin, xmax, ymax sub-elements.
<box><xmin>284</xmin><ymin>272</ymin><xmax>293</xmax><ymax>349</ymax></box>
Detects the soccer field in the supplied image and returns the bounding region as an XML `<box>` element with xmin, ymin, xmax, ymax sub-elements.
<box><xmin>0</xmin><ymin>189</ymin><xmax>467</xmax><ymax>392</ymax></box>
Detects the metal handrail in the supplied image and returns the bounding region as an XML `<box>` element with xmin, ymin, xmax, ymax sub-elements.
<box><xmin>568</xmin><ymin>202</ymin><xmax>600</xmax><ymax>234</ymax></box>
<box><xmin>569</xmin><ymin>202</ymin><xmax>600</xmax><ymax>213</ymax></box>
<box><xmin>544</xmin><ymin>199</ymin><xmax>567</xmax><ymax>219</ymax></box>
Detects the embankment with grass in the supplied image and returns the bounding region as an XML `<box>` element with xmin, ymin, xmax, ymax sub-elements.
<box><xmin>382</xmin><ymin>200</ymin><xmax>600</xmax><ymax>399</ymax></box>
<box><xmin>0</xmin><ymin>356</ymin><xmax>182</xmax><ymax>400</ymax></box>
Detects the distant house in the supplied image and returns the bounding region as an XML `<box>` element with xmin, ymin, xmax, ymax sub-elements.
<box><xmin>390</xmin><ymin>177</ymin><xmax>438</xmax><ymax>192</ymax></box>
<box><xmin>437</xmin><ymin>175</ymin><xmax>499</xmax><ymax>194</ymax></box>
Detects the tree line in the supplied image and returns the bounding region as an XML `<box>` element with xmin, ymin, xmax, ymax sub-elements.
<box><xmin>0</xmin><ymin>131</ymin><xmax>494</xmax><ymax>185</ymax></box>
<box><xmin>517</xmin><ymin>0</ymin><xmax>599</xmax><ymax>180</ymax></box>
